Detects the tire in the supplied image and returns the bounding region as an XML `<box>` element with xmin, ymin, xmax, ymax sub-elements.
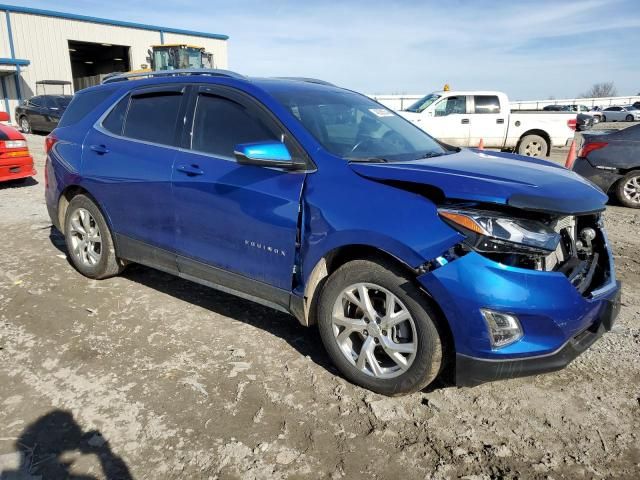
<box><xmin>317</xmin><ymin>259</ymin><xmax>443</xmax><ymax>396</ymax></box>
<box><xmin>517</xmin><ymin>134</ymin><xmax>548</xmax><ymax>157</ymax></box>
<box><xmin>602</xmin><ymin>115</ymin><xmax>607</xmax><ymax>122</ymax></box>
<box><xmin>19</xmin><ymin>116</ymin><xmax>31</xmax><ymax>134</ymax></box>
<box><xmin>626</xmin><ymin>114</ymin><xmax>634</xmax><ymax>122</ymax></box>
<box><xmin>615</xmin><ymin>170</ymin><xmax>640</xmax><ymax>208</ymax></box>
<box><xmin>592</xmin><ymin>116</ymin><xmax>600</xmax><ymax>125</ymax></box>
<box><xmin>64</xmin><ymin>194</ymin><xmax>125</xmax><ymax>279</ymax></box>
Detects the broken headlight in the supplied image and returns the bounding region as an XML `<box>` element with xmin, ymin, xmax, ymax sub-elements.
<box><xmin>438</xmin><ymin>208</ymin><xmax>560</xmax><ymax>256</ymax></box>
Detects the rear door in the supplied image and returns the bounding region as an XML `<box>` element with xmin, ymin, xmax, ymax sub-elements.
<box><xmin>82</xmin><ymin>85</ymin><xmax>188</xmax><ymax>263</ymax></box>
<box><xmin>421</xmin><ymin>95</ymin><xmax>470</xmax><ymax>146</ymax></box>
<box><xmin>172</xmin><ymin>85</ymin><xmax>307</xmax><ymax>291</ymax></box>
<box><xmin>468</xmin><ymin>95</ymin><xmax>507</xmax><ymax>148</ymax></box>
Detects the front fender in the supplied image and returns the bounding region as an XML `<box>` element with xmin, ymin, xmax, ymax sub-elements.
<box><xmin>299</xmin><ymin>159</ymin><xmax>462</xmax><ymax>283</ymax></box>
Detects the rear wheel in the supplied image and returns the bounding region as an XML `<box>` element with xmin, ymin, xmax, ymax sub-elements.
<box><xmin>616</xmin><ymin>171</ymin><xmax>640</xmax><ymax>208</ymax></box>
<box><xmin>517</xmin><ymin>134</ymin><xmax>548</xmax><ymax>157</ymax></box>
<box><xmin>19</xmin><ymin>116</ymin><xmax>31</xmax><ymax>134</ymax></box>
<box><xmin>317</xmin><ymin>259</ymin><xmax>443</xmax><ymax>396</ymax></box>
<box><xmin>64</xmin><ymin>194</ymin><xmax>125</xmax><ymax>279</ymax></box>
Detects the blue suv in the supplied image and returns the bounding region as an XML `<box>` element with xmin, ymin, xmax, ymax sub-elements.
<box><xmin>45</xmin><ymin>70</ymin><xmax>620</xmax><ymax>395</ymax></box>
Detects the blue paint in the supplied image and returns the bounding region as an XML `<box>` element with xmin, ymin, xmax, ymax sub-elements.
<box><xmin>0</xmin><ymin>76</ymin><xmax>8</xmax><ymax>114</ymax></box>
<box><xmin>4</xmin><ymin>10</ymin><xmax>21</xmax><ymax>102</ymax></box>
<box><xmin>44</xmin><ymin>75</ymin><xmax>620</xmax><ymax>386</ymax></box>
<box><xmin>235</xmin><ymin>141</ymin><xmax>292</xmax><ymax>162</ymax></box>
<box><xmin>0</xmin><ymin>57</ymin><xmax>29</xmax><ymax>66</ymax></box>
<box><xmin>0</xmin><ymin>4</ymin><xmax>229</xmax><ymax>40</ymax></box>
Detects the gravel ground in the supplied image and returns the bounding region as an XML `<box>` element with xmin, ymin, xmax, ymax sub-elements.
<box><xmin>0</xmin><ymin>133</ymin><xmax>638</xmax><ymax>479</ymax></box>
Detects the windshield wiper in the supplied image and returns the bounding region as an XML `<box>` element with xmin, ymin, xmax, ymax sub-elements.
<box><xmin>347</xmin><ymin>157</ymin><xmax>389</xmax><ymax>163</ymax></box>
<box><xmin>417</xmin><ymin>150</ymin><xmax>457</xmax><ymax>160</ymax></box>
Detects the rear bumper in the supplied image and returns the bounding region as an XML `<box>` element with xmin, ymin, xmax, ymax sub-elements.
<box><xmin>0</xmin><ymin>155</ymin><xmax>36</xmax><ymax>182</ymax></box>
<box><xmin>572</xmin><ymin>157</ymin><xmax>621</xmax><ymax>194</ymax></box>
<box><xmin>455</xmin><ymin>284</ymin><xmax>621</xmax><ymax>386</ymax></box>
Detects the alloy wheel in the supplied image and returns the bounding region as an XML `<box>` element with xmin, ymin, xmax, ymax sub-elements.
<box><xmin>623</xmin><ymin>176</ymin><xmax>640</xmax><ymax>205</ymax></box>
<box><xmin>68</xmin><ymin>208</ymin><xmax>102</xmax><ymax>266</ymax></box>
<box><xmin>331</xmin><ymin>283</ymin><xmax>417</xmax><ymax>379</ymax></box>
<box><xmin>20</xmin><ymin>118</ymin><xmax>29</xmax><ymax>133</ymax></box>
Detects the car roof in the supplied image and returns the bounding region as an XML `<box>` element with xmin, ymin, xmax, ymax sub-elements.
<box><xmin>82</xmin><ymin>70</ymin><xmax>345</xmax><ymax>98</ymax></box>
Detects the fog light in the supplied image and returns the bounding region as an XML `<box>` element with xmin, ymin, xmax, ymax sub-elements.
<box><xmin>480</xmin><ymin>309</ymin><xmax>523</xmax><ymax>348</ymax></box>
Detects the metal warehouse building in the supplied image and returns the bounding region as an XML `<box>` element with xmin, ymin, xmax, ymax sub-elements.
<box><xmin>0</xmin><ymin>3</ymin><xmax>229</xmax><ymax>116</ymax></box>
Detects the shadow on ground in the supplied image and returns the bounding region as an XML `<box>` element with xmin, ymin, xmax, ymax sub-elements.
<box><xmin>0</xmin><ymin>410</ymin><xmax>132</xmax><ymax>480</ymax></box>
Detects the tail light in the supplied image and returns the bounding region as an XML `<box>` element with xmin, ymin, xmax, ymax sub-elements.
<box><xmin>45</xmin><ymin>134</ymin><xmax>58</xmax><ymax>154</ymax></box>
<box><xmin>578</xmin><ymin>142</ymin><xmax>608</xmax><ymax>158</ymax></box>
<box><xmin>567</xmin><ymin>118</ymin><xmax>577</xmax><ymax>131</ymax></box>
<box><xmin>0</xmin><ymin>139</ymin><xmax>29</xmax><ymax>158</ymax></box>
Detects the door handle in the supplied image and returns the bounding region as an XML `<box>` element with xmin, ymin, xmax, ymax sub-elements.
<box><xmin>496</xmin><ymin>118</ymin><xmax>505</xmax><ymax>124</ymax></box>
<box><xmin>176</xmin><ymin>164</ymin><xmax>204</xmax><ymax>176</ymax></box>
<box><xmin>461</xmin><ymin>118</ymin><xmax>470</xmax><ymax>124</ymax></box>
<box><xmin>89</xmin><ymin>144</ymin><xmax>109</xmax><ymax>155</ymax></box>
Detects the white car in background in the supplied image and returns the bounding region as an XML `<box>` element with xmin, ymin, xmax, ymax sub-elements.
<box><xmin>600</xmin><ymin>106</ymin><xmax>640</xmax><ymax>122</ymax></box>
<box><xmin>398</xmin><ymin>90</ymin><xmax>577</xmax><ymax>157</ymax></box>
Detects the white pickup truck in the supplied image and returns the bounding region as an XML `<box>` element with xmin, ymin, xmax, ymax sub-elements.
<box><xmin>398</xmin><ymin>90</ymin><xmax>577</xmax><ymax>157</ymax></box>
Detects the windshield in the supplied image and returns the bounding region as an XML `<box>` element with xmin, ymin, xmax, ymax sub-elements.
<box><xmin>265</xmin><ymin>86</ymin><xmax>447</xmax><ymax>161</ymax></box>
<box><xmin>405</xmin><ymin>93</ymin><xmax>441</xmax><ymax>113</ymax></box>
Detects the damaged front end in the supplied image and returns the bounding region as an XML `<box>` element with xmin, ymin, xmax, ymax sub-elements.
<box><xmin>431</xmin><ymin>205</ymin><xmax>614</xmax><ymax>298</ymax></box>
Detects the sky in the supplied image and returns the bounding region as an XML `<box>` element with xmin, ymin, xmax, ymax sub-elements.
<box><xmin>15</xmin><ymin>0</ymin><xmax>640</xmax><ymax>99</ymax></box>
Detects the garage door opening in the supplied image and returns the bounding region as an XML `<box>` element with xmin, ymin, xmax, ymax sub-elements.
<box><xmin>68</xmin><ymin>40</ymin><xmax>130</xmax><ymax>91</ymax></box>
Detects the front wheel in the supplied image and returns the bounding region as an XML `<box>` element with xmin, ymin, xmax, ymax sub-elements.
<box><xmin>616</xmin><ymin>171</ymin><xmax>640</xmax><ymax>208</ymax></box>
<box><xmin>626</xmin><ymin>114</ymin><xmax>634</xmax><ymax>122</ymax></box>
<box><xmin>517</xmin><ymin>134</ymin><xmax>548</xmax><ymax>157</ymax></box>
<box><xmin>317</xmin><ymin>259</ymin><xmax>443</xmax><ymax>396</ymax></box>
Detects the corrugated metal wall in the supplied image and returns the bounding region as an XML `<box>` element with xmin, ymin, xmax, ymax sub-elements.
<box><xmin>0</xmin><ymin>10</ymin><xmax>228</xmax><ymax>117</ymax></box>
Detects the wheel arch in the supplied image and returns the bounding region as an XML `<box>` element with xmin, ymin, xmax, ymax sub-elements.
<box><xmin>300</xmin><ymin>244</ymin><xmax>457</xmax><ymax>381</ymax></box>
<box><xmin>518</xmin><ymin>129</ymin><xmax>551</xmax><ymax>156</ymax></box>
<box><xmin>57</xmin><ymin>185</ymin><xmax>118</xmax><ymax>249</ymax></box>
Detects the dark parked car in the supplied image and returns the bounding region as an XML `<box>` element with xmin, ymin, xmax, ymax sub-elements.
<box><xmin>543</xmin><ymin>104</ymin><xmax>571</xmax><ymax>111</ymax></box>
<box><xmin>15</xmin><ymin>94</ymin><xmax>72</xmax><ymax>133</ymax></box>
<box><xmin>572</xmin><ymin>124</ymin><xmax>640</xmax><ymax>208</ymax></box>
<box><xmin>576</xmin><ymin>112</ymin><xmax>594</xmax><ymax>131</ymax></box>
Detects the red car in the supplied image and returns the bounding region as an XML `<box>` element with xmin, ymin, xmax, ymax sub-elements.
<box><xmin>0</xmin><ymin>111</ymin><xmax>36</xmax><ymax>183</ymax></box>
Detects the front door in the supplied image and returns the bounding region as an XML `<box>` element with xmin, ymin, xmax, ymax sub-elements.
<box><xmin>172</xmin><ymin>85</ymin><xmax>306</xmax><ymax>291</ymax></box>
<box><xmin>421</xmin><ymin>95</ymin><xmax>470</xmax><ymax>146</ymax></box>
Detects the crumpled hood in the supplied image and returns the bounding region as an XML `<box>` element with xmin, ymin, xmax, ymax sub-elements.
<box><xmin>349</xmin><ymin>149</ymin><xmax>608</xmax><ymax>215</ymax></box>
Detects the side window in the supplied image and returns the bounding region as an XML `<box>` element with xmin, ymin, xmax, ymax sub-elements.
<box><xmin>434</xmin><ymin>96</ymin><xmax>467</xmax><ymax>117</ymax></box>
<box><xmin>29</xmin><ymin>96</ymin><xmax>42</xmax><ymax>108</ymax></box>
<box><xmin>58</xmin><ymin>88</ymin><xmax>115</xmax><ymax>128</ymax></box>
<box><xmin>191</xmin><ymin>94</ymin><xmax>280</xmax><ymax>158</ymax></box>
<box><xmin>474</xmin><ymin>95</ymin><xmax>500</xmax><ymax>114</ymax></box>
<box><xmin>102</xmin><ymin>96</ymin><xmax>129</xmax><ymax>136</ymax></box>
<box><xmin>123</xmin><ymin>91</ymin><xmax>183</xmax><ymax>145</ymax></box>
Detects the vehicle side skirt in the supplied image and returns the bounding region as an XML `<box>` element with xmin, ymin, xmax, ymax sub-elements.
<box><xmin>115</xmin><ymin>234</ymin><xmax>302</xmax><ymax>318</ymax></box>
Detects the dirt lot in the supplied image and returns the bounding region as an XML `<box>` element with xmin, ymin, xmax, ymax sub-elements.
<box><xmin>1</xmin><ymin>133</ymin><xmax>639</xmax><ymax>479</ymax></box>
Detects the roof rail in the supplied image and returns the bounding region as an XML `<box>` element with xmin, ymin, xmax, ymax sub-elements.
<box><xmin>103</xmin><ymin>69</ymin><xmax>246</xmax><ymax>84</ymax></box>
<box><xmin>275</xmin><ymin>77</ymin><xmax>336</xmax><ymax>87</ymax></box>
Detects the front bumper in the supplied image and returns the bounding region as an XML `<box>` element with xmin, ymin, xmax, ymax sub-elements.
<box><xmin>455</xmin><ymin>284</ymin><xmax>620</xmax><ymax>386</ymax></box>
<box><xmin>418</xmin><ymin>249</ymin><xmax>621</xmax><ymax>386</ymax></box>
<box><xmin>572</xmin><ymin>157</ymin><xmax>621</xmax><ymax>194</ymax></box>
<box><xmin>0</xmin><ymin>155</ymin><xmax>36</xmax><ymax>182</ymax></box>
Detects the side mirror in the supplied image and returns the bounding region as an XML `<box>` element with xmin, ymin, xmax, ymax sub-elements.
<box><xmin>0</xmin><ymin>111</ymin><xmax>8</xmax><ymax>122</ymax></box>
<box><xmin>234</xmin><ymin>141</ymin><xmax>305</xmax><ymax>170</ymax></box>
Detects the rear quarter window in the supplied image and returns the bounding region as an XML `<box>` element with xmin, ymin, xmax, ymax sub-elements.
<box><xmin>474</xmin><ymin>95</ymin><xmax>500</xmax><ymax>114</ymax></box>
<box><xmin>58</xmin><ymin>88</ymin><xmax>116</xmax><ymax>128</ymax></box>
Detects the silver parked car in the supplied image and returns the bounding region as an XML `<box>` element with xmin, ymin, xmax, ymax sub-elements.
<box><xmin>601</xmin><ymin>105</ymin><xmax>640</xmax><ymax>122</ymax></box>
